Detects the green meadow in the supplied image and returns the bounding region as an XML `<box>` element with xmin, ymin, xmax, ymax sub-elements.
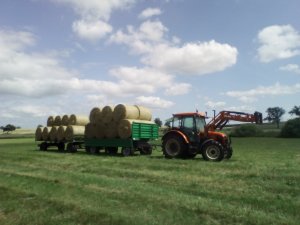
<box><xmin>0</xmin><ymin>137</ymin><xmax>299</xmax><ymax>225</ymax></box>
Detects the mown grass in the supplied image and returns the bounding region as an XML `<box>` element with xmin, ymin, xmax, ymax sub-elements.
<box><xmin>0</xmin><ymin>138</ymin><xmax>299</xmax><ymax>225</ymax></box>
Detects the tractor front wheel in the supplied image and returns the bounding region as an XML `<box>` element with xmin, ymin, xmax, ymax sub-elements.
<box><xmin>162</xmin><ymin>135</ymin><xmax>186</xmax><ymax>158</ymax></box>
<box><xmin>202</xmin><ymin>141</ymin><xmax>224</xmax><ymax>162</ymax></box>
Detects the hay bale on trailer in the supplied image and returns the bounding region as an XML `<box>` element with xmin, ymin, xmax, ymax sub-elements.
<box><xmin>47</xmin><ymin>116</ymin><xmax>54</xmax><ymax>126</ymax></box>
<box><xmin>95</xmin><ymin>122</ymin><xmax>105</xmax><ymax>139</ymax></box>
<box><xmin>104</xmin><ymin>121</ymin><xmax>118</xmax><ymax>138</ymax></box>
<box><xmin>113</xmin><ymin>104</ymin><xmax>139</xmax><ymax>121</ymax></box>
<box><xmin>89</xmin><ymin>107</ymin><xmax>101</xmax><ymax>124</ymax></box>
<box><xmin>54</xmin><ymin>116</ymin><xmax>61</xmax><ymax>126</ymax></box>
<box><xmin>68</xmin><ymin>114</ymin><xmax>89</xmax><ymax>126</ymax></box>
<box><xmin>102</xmin><ymin>105</ymin><xmax>114</xmax><ymax>123</ymax></box>
<box><xmin>35</xmin><ymin>126</ymin><xmax>43</xmax><ymax>141</ymax></box>
<box><xmin>49</xmin><ymin>126</ymin><xmax>58</xmax><ymax>141</ymax></box>
<box><xmin>118</xmin><ymin>119</ymin><xmax>156</xmax><ymax>139</ymax></box>
<box><xmin>65</xmin><ymin>125</ymin><xmax>85</xmax><ymax>141</ymax></box>
<box><xmin>42</xmin><ymin>127</ymin><xmax>52</xmax><ymax>141</ymax></box>
<box><xmin>57</xmin><ymin>125</ymin><xmax>67</xmax><ymax>142</ymax></box>
<box><xmin>85</xmin><ymin>123</ymin><xmax>96</xmax><ymax>139</ymax></box>
<box><xmin>61</xmin><ymin>115</ymin><xmax>69</xmax><ymax>126</ymax></box>
<box><xmin>136</xmin><ymin>105</ymin><xmax>152</xmax><ymax>121</ymax></box>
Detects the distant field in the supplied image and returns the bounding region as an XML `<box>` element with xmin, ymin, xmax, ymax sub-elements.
<box><xmin>0</xmin><ymin>137</ymin><xmax>299</xmax><ymax>225</ymax></box>
<box><xmin>0</xmin><ymin>129</ymin><xmax>35</xmax><ymax>139</ymax></box>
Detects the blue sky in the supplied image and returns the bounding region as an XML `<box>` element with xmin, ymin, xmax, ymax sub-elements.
<box><xmin>0</xmin><ymin>0</ymin><xmax>299</xmax><ymax>128</ymax></box>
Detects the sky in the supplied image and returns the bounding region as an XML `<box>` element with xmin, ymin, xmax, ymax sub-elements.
<box><xmin>0</xmin><ymin>0</ymin><xmax>300</xmax><ymax>128</ymax></box>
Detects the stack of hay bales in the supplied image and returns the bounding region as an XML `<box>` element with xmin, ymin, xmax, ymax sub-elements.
<box><xmin>85</xmin><ymin>104</ymin><xmax>155</xmax><ymax>139</ymax></box>
<box><xmin>35</xmin><ymin>114</ymin><xmax>88</xmax><ymax>142</ymax></box>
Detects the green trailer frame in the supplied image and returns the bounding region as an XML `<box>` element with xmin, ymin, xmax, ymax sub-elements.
<box><xmin>85</xmin><ymin>122</ymin><xmax>159</xmax><ymax>156</ymax></box>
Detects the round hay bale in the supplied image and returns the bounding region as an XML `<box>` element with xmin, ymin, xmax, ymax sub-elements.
<box><xmin>95</xmin><ymin>122</ymin><xmax>105</xmax><ymax>139</ymax></box>
<box><xmin>54</xmin><ymin>115</ymin><xmax>61</xmax><ymax>126</ymax></box>
<box><xmin>47</xmin><ymin>116</ymin><xmax>54</xmax><ymax>126</ymax></box>
<box><xmin>102</xmin><ymin>105</ymin><xmax>114</xmax><ymax>123</ymax></box>
<box><xmin>89</xmin><ymin>107</ymin><xmax>101</xmax><ymax>123</ymax></box>
<box><xmin>118</xmin><ymin>119</ymin><xmax>155</xmax><ymax>139</ymax></box>
<box><xmin>35</xmin><ymin>126</ymin><xmax>43</xmax><ymax>141</ymax></box>
<box><xmin>104</xmin><ymin>121</ymin><xmax>118</xmax><ymax>138</ymax></box>
<box><xmin>135</xmin><ymin>105</ymin><xmax>152</xmax><ymax>121</ymax></box>
<box><xmin>57</xmin><ymin>125</ymin><xmax>67</xmax><ymax>142</ymax></box>
<box><xmin>65</xmin><ymin>125</ymin><xmax>85</xmax><ymax>141</ymax></box>
<box><xmin>113</xmin><ymin>104</ymin><xmax>139</xmax><ymax>122</ymax></box>
<box><xmin>85</xmin><ymin>123</ymin><xmax>97</xmax><ymax>139</ymax></box>
<box><xmin>61</xmin><ymin>115</ymin><xmax>69</xmax><ymax>126</ymax></box>
<box><xmin>68</xmin><ymin>114</ymin><xmax>89</xmax><ymax>126</ymax></box>
<box><xmin>49</xmin><ymin>126</ymin><xmax>58</xmax><ymax>141</ymax></box>
<box><xmin>42</xmin><ymin>127</ymin><xmax>52</xmax><ymax>141</ymax></box>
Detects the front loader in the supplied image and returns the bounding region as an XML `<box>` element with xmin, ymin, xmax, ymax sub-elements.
<box><xmin>162</xmin><ymin>111</ymin><xmax>262</xmax><ymax>161</ymax></box>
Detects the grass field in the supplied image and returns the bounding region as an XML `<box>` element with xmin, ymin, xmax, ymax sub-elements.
<box><xmin>0</xmin><ymin>137</ymin><xmax>299</xmax><ymax>225</ymax></box>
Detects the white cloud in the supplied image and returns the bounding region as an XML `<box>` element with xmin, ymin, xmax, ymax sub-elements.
<box><xmin>143</xmin><ymin>41</ymin><xmax>238</xmax><ymax>75</ymax></box>
<box><xmin>135</xmin><ymin>96</ymin><xmax>174</xmax><ymax>109</ymax></box>
<box><xmin>110</xmin><ymin>66</ymin><xmax>191</xmax><ymax>96</ymax></box>
<box><xmin>51</xmin><ymin>0</ymin><xmax>136</xmax><ymax>42</ymax></box>
<box><xmin>138</xmin><ymin>8</ymin><xmax>162</xmax><ymax>19</ymax></box>
<box><xmin>205</xmin><ymin>101</ymin><xmax>226</xmax><ymax>109</ymax></box>
<box><xmin>226</xmin><ymin>82</ymin><xmax>300</xmax><ymax>102</ymax></box>
<box><xmin>280</xmin><ymin>64</ymin><xmax>300</xmax><ymax>74</ymax></box>
<box><xmin>164</xmin><ymin>83</ymin><xmax>191</xmax><ymax>96</ymax></box>
<box><xmin>72</xmin><ymin>19</ymin><xmax>113</xmax><ymax>41</ymax></box>
<box><xmin>51</xmin><ymin>0</ymin><xmax>136</xmax><ymax>21</ymax></box>
<box><xmin>110</xmin><ymin>20</ymin><xmax>238</xmax><ymax>75</ymax></box>
<box><xmin>257</xmin><ymin>25</ymin><xmax>300</xmax><ymax>63</ymax></box>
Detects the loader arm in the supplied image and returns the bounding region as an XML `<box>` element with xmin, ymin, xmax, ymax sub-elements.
<box><xmin>206</xmin><ymin>111</ymin><xmax>262</xmax><ymax>131</ymax></box>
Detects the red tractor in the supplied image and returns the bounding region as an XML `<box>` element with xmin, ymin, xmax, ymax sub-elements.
<box><xmin>162</xmin><ymin>111</ymin><xmax>262</xmax><ymax>161</ymax></box>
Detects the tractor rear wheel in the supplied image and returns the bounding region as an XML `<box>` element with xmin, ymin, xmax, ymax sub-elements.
<box><xmin>162</xmin><ymin>134</ymin><xmax>186</xmax><ymax>158</ymax></box>
<box><xmin>202</xmin><ymin>141</ymin><xmax>224</xmax><ymax>162</ymax></box>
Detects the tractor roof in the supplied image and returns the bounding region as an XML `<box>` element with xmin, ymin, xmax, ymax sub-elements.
<box><xmin>173</xmin><ymin>112</ymin><xmax>206</xmax><ymax>118</ymax></box>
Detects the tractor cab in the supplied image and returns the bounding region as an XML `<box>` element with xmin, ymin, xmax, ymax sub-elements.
<box><xmin>167</xmin><ymin>112</ymin><xmax>206</xmax><ymax>142</ymax></box>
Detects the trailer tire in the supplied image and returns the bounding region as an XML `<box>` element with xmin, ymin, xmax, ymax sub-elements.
<box><xmin>58</xmin><ymin>142</ymin><xmax>65</xmax><ymax>152</ymax></box>
<box><xmin>89</xmin><ymin>147</ymin><xmax>99</xmax><ymax>154</ymax></box>
<box><xmin>162</xmin><ymin>134</ymin><xmax>186</xmax><ymax>158</ymax></box>
<box><xmin>67</xmin><ymin>143</ymin><xmax>77</xmax><ymax>153</ymax></box>
<box><xmin>105</xmin><ymin>147</ymin><xmax>118</xmax><ymax>155</ymax></box>
<box><xmin>40</xmin><ymin>142</ymin><xmax>47</xmax><ymax>151</ymax></box>
<box><xmin>122</xmin><ymin>147</ymin><xmax>133</xmax><ymax>156</ymax></box>
<box><xmin>139</xmin><ymin>143</ymin><xmax>152</xmax><ymax>155</ymax></box>
<box><xmin>202</xmin><ymin>141</ymin><xmax>224</xmax><ymax>162</ymax></box>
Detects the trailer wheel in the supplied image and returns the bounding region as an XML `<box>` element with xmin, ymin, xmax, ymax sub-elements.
<box><xmin>162</xmin><ymin>134</ymin><xmax>186</xmax><ymax>158</ymax></box>
<box><xmin>40</xmin><ymin>142</ymin><xmax>47</xmax><ymax>151</ymax></box>
<box><xmin>105</xmin><ymin>147</ymin><xmax>118</xmax><ymax>155</ymax></box>
<box><xmin>139</xmin><ymin>143</ymin><xmax>152</xmax><ymax>155</ymax></box>
<box><xmin>89</xmin><ymin>147</ymin><xmax>99</xmax><ymax>154</ymax></box>
<box><xmin>85</xmin><ymin>146</ymin><xmax>90</xmax><ymax>153</ymax></box>
<box><xmin>202</xmin><ymin>141</ymin><xmax>224</xmax><ymax>162</ymax></box>
<box><xmin>122</xmin><ymin>147</ymin><xmax>133</xmax><ymax>156</ymax></box>
<box><xmin>67</xmin><ymin>143</ymin><xmax>77</xmax><ymax>153</ymax></box>
<box><xmin>58</xmin><ymin>142</ymin><xmax>65</xmax><ymax>152</ymax></box>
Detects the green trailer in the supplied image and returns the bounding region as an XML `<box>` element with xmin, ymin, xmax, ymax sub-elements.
<box><xmin>85</xmin><ymin>122</ymin><xmax>159</xmax><ymax>156</ymax></box>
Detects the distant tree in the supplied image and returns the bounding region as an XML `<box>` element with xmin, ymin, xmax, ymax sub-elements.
<box><xmin>1</xmin><ymin>124</ymin><xmax>16</xmax><ymax>133</ymax></box>
<box><xmin>289</xmin><ymin>106</ymin><xmax>300</xmax><ymax>117</ymax></box>
<box><xmin>154</xmin><ymin>118</ymin><xmax>162</xmax><ymax>127</ymax></box>
<box><xmin>37</xmin><ymin>124</ymin><xmax>43</xmax><ymax>128</ymax></box>
<box><xmin>264</xmin><ymin>107</ymin><xmax>285</xmax><ymax>129</ymax></box>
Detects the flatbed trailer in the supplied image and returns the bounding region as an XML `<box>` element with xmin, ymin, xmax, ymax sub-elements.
<box><xmin>37</xmin><ymin>137</ymin><xmax>84</xmax><ymax>153</ymax></box>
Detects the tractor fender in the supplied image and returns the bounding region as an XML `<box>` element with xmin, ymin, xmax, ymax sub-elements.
<box><xmin>162</xmin><ymin>130</ymin><xmax>190</xmax><ymax>144</ymax></box>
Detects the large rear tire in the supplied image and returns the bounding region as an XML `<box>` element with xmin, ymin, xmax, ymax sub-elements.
<box><xmin>202</xmin><ymin>141</ymin><xmax>224</xmax><ymax>162</ymax></box>
<box><xmin>162</xmin><ymin>134</ymin><xmax>187</xmax><ymax>158</ymax></box>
